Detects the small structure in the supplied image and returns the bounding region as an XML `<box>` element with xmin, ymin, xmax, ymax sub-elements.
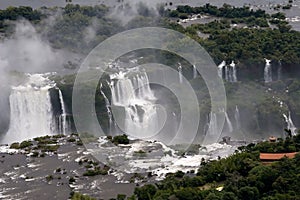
<box><xmin>268</xmin><ymin>136</ymin><xmax>277</xmax><ymax>143</ymax></box>
<box><xmin>260</xmin><ymin>152</ymin><xmax>297</xmax><ymax>162</ymax></box>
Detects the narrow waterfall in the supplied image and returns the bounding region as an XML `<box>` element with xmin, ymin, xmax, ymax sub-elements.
<box><xmin>277</xmin><ymin>60</ymin><xmax>282</xmax><ymax>81</ymax></box>
<box><xmin>193</xmin><ymin>65</ymin><xmax>197</xmax><ymax>79</ymax></box>
<box><xmin>217</xmin><ymin>61</ymin><xmax>226</xmax><ymax>79</ymax></box>
<box><xmin>206</xmin><ymin>112</ymin><xmax>218</xmax><ymax>136</ymax></box>
<box><xmin>283</xmin><ymin>112</ymin><xmax>297</xmax><ymax>136</ymax></box>
<box><xmin>234</xmin><ymin>105</ymin><xmax>241</xmax><ymax>130</ymax></box>
<box><xmin>109</xmin><ymin>70</ymin><xmax>159</xmax><ymax>138</ymax></box>
<box><xmin>230</xmin><ymin>61</ymin><xmax>237</xmax><ymax>82</ymax></box>
<box><xmin>58</xmin><ymin>89</ymin><xmax>67</xmax><ymax>135</ymax></box>
<box><xmin>206</xmin><ymin>109</ymin><xmax>233</xmax><ymax>136</ymax></box>
<box><xmin>178</xmin><ymin>63</ymin><xmax>183</xmax><ymax>84</ymax></box>
<box><xmin>3</xmin><ymin>74</ymin><xmax>56</xmax><ymax>143</ymax></box>
<box><xmin>264</xmin><ymin>58</ymin><xmax>272</xmax><ymax>83</ymax></box>
<box><xmin>100</xmin><ymin>84</ymin><xmax>113</xmax><ymax>134</ymax></box>
<box><xmin>224</xmin><ymin>111</ymin><xmax>233</xmax><ymax>133</ymax></box>
<box><xmin>222</xmin><ymin>61</ymin><xmax>237</xmax><ymax>82</ymax></box>
<box><xmin>225</xmin><ymin>65</ymin><xmax>229</xmax><ymax>81</ymax></box>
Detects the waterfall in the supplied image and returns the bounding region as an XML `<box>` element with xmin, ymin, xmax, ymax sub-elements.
<box><xmin>234</xmin><ymin>105</ymin><xmax>241</xmax><ymax>130</ymax></box>
<box><xmin>222</xmin><ymin>61</ymin><xmax>237</xmax><ymax>82</ymax></box>
<box><xmin>230</xmin><ymin>61</ymin><xmax>237</xmax><ymax>82</ymax></box>
<box><xmin>193</xmin><ymin>65</ymin><xmax>197</xmax><ymax>79</ymax></box>
<box><xmin>264</xmin><ymin>58</ymin><xmax>272</xmax><ymax>83</ymax></box>
<box><xmin>206</xmin><ymin>109</ymin><xmax>233</xmax><ymax>136</ymax></box>
<box><xmin>283</xmin><ymin>112</ymin><xmax>297</xmax><ymax>136</ymax></box>
<box><xmin>100</xmin><ymin>84</ymin><xmax>113</xmax><ymax>134</ymax></box>
<box><xmin>225</xmin><ymin>65</ymin><xmax>229</xmax><ymax>81</ymax></box>
<box><xmin>178</xmin><ymin>63</ymin><xmax>183</xmax><ymax>84</ymax></box>
<box><xmin>206</xmin><ymin>112</ymin><xmax>218</xmax><ymax>136</ymax></box>
<box><xmin>3</xmin><ymin>74</ymin><xmax>56</xmax><ymax>143</ymax></box>
<box><xmin>217</xmin><ymin>61</ymin><xmax>226</xmax><ymax>79</ymax></box>
<box><xmin>224</xmin><ymin>111</ymin><xmax>233</xmax><ymax>133</ymax></box>
<box><xmin>58</xmin><ymin>89</ymin><xmax>67</xmax><ymax>135</ymax></box>
<box><xmin>110</xmin><ymin>70</ymin><xmax>159</xmax><ymax>138</ymax></box>
<box><xmin>277</xmin><ymin>60</ymin><xmax>282</xmax><ymax>81</ymax></box>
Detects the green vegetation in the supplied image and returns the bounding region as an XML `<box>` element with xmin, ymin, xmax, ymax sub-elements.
<box><xmin>198</xmin><ymin>26</ymin><xmax>299</xmax><ymax>64</ymax></box>
<box><xmin>71</xmin><ymin>192</ymin><xmax>96</xmax><ymax>200</ymax></box>
<box><xmin>130</xmin><ymin>173</ymin><xmax>145</xmax><ymax>183</ymax></box>
<box><xmin>0</xmin><ymin>6</ymin><xmax>42</xmax><ymax>21</ymax></box>
<box><xmin>116</xmin><ymin>194</ymin><xmax>127</xmax><ymax>200</ymax></box>
<box><xmin>69</xmin><ymin>176</ymin><xmax>76</xmax><ymax>184</ymax></box>
<box><xmin>170</xmin><ymin>4</ymin><xmax>268</xmax><ymax>19</ymax></box>
<box><xmin>83</xmin><ymin>166</ymin><xmax>108</xmax><ymax>176</ymax></box>
<box><xmin>80</xmin><ymin>156</ymin><xmax>110</xmax><ymax>176</ymax></box>
<box><xmin>9</xmin><ymin>142</ymin><xmax>20</xmax><ymax>149</ymax></box>
<box><xmin>242</xmin><ymin>134</ymin><xmax>300</xmax><ymax>153</ymax></box>
<box><xmin>19</xmin><ymin>140</ymin><xmax>33</xmax><ymax>149</ymax></box>
<box><xmin>45</xmin><ymin>175</ymin><xmax>53</xmax><ymax>182</ymax></box>
<box><xmin>134</xmin><ymin>150</ymin><xmax>147</xmax><ymax>157</ymax></box>
<box><xmin>131</xmin><ymin>135</ymin><xmax>300</xmax><ymax>200</ymax></box>
<box><xmin>111</xmin><ymin>134</ymin><xmax>130</xmax><ymax>145</ymax></box>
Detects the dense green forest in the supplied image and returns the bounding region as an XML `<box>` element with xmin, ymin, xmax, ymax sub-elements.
<box><xmin>1</xmin><ymin>4</ymin><xmax>300</xmax><ymax>65</ymax></box>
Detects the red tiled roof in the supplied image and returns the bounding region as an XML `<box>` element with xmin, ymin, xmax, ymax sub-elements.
<box><xmin>260</xmin><ymin>152</ymin><xmax>297</xmax><ymax>160</ymax></box>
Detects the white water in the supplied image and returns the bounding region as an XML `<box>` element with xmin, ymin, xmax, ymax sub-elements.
<box><xmin>234</xmin><ymin>105</ymin><xmax>241</xmax><ymax>130</ymax></box>
<box><xmin>264</xmin><ymin>58</ymin><xmax>272</xmax><ymax>83</ymax></box>
<box><xmin>217</xmin><ymin>60</ymin><xmax>226</xmax><ymax>79</ymax></box>
<box><xmin>100</xmin><ymin>84</ymin><xmax>113</xmax><ymax>134</ymax></box>
<box><xmin>277</xmin><ymin>61</ymin><xmax>282</xmax><ymax>80</ymax></box>
<box><xmin>225</xmin><ymin>65</ymin><xmax>229</xmax><ymax>81</ymax></box>
<box><xmin>110</xmin><ymin>70</ymin><xmax>159</xmax><ymax>139</ymax></box>
<box><xmin>178</xmin><ymin>63</ymin><xmax>183</xmax><ymax>84</ymax></box>
<box><xmin>58</xmin><ymin>89</ymin><xmax>67</xmax><ymax>135</ymax></box>
<box><xmin>222</xmin><ymin>61</ymin><xmax>237</xmax><ymax>82</ymax></box>
<box><xmin>206</xmin><ymin>112</ymin><xmax>218</xmax><ymax>136</ymax></box>
<box><xmin>3</xmin><ymin>74</ymin><xmax>56</xmax><ymax>143</ymax></box>
<box><xmin>90</xmin><ymin>137</ymin><xmax>238</xmax><ymax>181</ymax></box>
<box><xmin>283</xmin><ymin>112</ymin><xmax>297</xmax><ymax>136</ymax></box>
<box><xmin>230</xmin><ymin>61</ymin><xmax>237</xmax><ymax>82</ymax></box>
<box><xmin>206</xmin><ymin>109</ymin><xmax>233</xmax><ymax>137</ymax></box>
<box><xmin>224</xmin><ymin>111</ymin><xmax>233</xmax><ymax>133</ymax></box>
<box><xmin>193</xmin><ymin>65</ymin><xmax>197</xmax><ymax>79</ymax></box>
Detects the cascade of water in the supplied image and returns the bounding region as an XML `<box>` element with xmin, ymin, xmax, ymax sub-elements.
<box><xmin>277</xmin><ymin>60</ymin><xmax>282</xmax><ymax>81</ymax></box>
<box><xmin>230</xmin><ymin>61</ymin><xmax>237</xmax><ymax>82</ymax></box>
<box><xmin>283</xmin><ymin>112</ymin><xmax>297</xmax><ymax>136</ymax></box>
<box><xmin>222</xmin><ymin>61</ymin><xmax>237</xmax><ymax>82</ymax></box>
<box><xmin>178</xmin><ymin>63</ymin><xmax>183</xmax><ymax>84</ymax></box>
<box><xmin>58</xmin><ymin>89</ymin><xmax>67</xmax><ymax>135</ymax></box>
<box><xmin>225</xmin><ymin>65</ymin><xmax>229</xmax><ymax>81</ymax></box>
<box><xmin>207</xmin><ymin>112</ymin><xmax>218</xmax><ymax>136</ymax></box>
<box><xmin>110</xmin><ymin>70</ymin><xmax>159</xmax><ymax>138</ymax></box>
<box><xmin>234</xmin><ymin>105</ymin><xmax>241</xmax><ymax>130</ymax></box>
<box><xmin>193</xmin><ymin>65</ymin><xmax>197</xmax><ymax>79</ymax></box>
<box><xmin>3</xmin><ymin>74</ymin><xmax>56</xmax><ymax>143</ymax></box>
<box><xmin>217</xmin><ymin>61</ymin><xmax>226</xmax><ymax>79</ymax></box>
<box><xmin>264</xmin><ymin>58</ymin><xmax>272</xmax><ymax>83</ymax></box>
<box><xmin>100</xmin><ymin>84</ymin><xmax>113</xmax><ymax>134</ymax></box>
<box><xmin>224</xmin><ymin>111</ymin><xmax>233</xmax><ymax>133</ymax></box>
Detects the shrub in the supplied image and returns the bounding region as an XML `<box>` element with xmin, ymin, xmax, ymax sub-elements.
<box><xmin>112</xmin><ymin>134</ymin><xmax>129</xmax><ymax>145</ymax></box>
<box><xmin>10</xmin><ymin>142</ymin><xmax>20</xmax><ymax>149</ymax></box>
<box><xmin>19</xmin><ymin>141</ymin><xmax>33</xmax><ymax>149</ymax></box>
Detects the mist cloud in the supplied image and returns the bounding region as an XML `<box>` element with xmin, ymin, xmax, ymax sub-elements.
<box><xmin>0</xmin><ymin>20</ymin><xmax>65</xmax><ymax>74</ymax></box>
<box><xmin>109</xmin><ymin>0</ymin><xmax>166</xmax><ymax>25</ymax></box>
